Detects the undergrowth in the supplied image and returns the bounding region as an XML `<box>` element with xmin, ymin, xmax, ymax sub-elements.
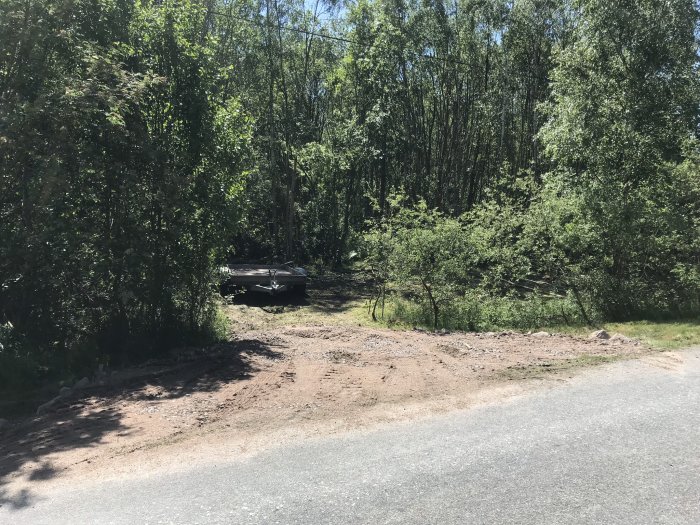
<box><xmin>368</xmin><ymin>293</ymin><xmax>700</xmax><ymax>350</ymax></box>
<box><xmin>372</xmin><ymin>292</ymin><xmax>594</xmax><ymax>332</ymax></box>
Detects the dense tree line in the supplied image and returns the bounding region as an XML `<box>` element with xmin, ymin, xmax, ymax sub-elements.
<box><xmin>231</xmin><ymin>0</ymin><xmax>563</xmax><ymax>263</ymax></box>
<box><xmin>0</xmin><ymin>0</ymin><xmax>250</xmax><ymax>380</ymax></box>
<box><xmin>1</xmin><ymin>0</ymin><xmax>699</xmax><ymax>382</ymax></box>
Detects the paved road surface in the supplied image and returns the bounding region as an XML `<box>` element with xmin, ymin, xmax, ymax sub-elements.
<box><xmin>3</xmin><ymin>350</ymin><xmax>700</xmax><ymax>524</ymax></box>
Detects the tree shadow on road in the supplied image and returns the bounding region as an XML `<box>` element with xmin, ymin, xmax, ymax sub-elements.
<box><xmin>0</xmin><ymin>406</ymin><xmax>125</xmax><ymax>510</ymax></box>
<box><xmin>0</xmin><ymin>337</ymin><xmax>282</xmax><ymax>510</ymax></box>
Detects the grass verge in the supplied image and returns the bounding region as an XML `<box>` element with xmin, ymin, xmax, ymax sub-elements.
<box><xmin>499</xmin><ymin>354</ymin><xmax>625</xmax><ymax>381</ymax></box>
<box><xmin>537</xmin><ymin>320</ymin><xmax>700</xmax><ymax>350</ymax></box>
<box><xmin>596</xmin><ymin>321</ymin><xmax>700</xmax><ymax>350</ymax></box>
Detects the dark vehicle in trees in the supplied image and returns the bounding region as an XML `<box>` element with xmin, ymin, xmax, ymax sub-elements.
<box><xmin>219</xmin><ymin>263</ymin><xmax>308</xmax><ymax>296</ymax></box>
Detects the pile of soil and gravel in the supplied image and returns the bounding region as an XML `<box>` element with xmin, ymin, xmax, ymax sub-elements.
<box><xmin>1</xmin><ymin>319</ymin><xmax>647</xmax><ymax>496</ymax></box>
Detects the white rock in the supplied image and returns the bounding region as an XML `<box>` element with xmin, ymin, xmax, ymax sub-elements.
<box><xmin>36</xmin><ymin>397</ymin><xmax>59</xmax><ymax>416</ymax></box>
<box><xmin>531</xmin><ymin>331</ymin><xmax>550</xmax><ymax>338</ymax></box>
<box><xmin>610</xmin><ymin>333</ymin><xmax>633</xmax><ymax>344</ymax></box>
<box><xmin>74</xmin><ymin>377</ymin><xmax>90</xmax><ymax>389</ymax></box>
<box><xmin>58</xmin><ymin>386</ymin><xmax>72</xmax><ymax>398</ymax></box>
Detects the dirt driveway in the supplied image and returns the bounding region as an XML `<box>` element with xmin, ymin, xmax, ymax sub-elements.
<box><xmin>0</xmin><ymin>278</ymin><xmax>646</xmax><ymax>504</ymax></box>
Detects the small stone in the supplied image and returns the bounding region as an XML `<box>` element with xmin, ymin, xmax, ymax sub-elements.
<box><xmin>74</xmin><ymin>377</ymin><xmax>90</xmax><ymax>389</ymax></box>
<box><xmin>590</xmin><ymin>330</ymin><xmax>610</xmax><ymax>340</ymax></box>
<box><xmin>36</xmin><ymin>397</ymin><xmax>59</xmax><ymax>416</ymax></box>
<box><xmin>531</xmin><ymin>331</ymin><xmax>550</xmax><ymax>338</ymax></box>
<box><xmin>58</xmin><ymin>386</ymin><xmax>72</xmax><ymax>398</ymax></box>
<box><xmin>610</xmin><ymin>333</ymin><xmax>633</xmax><ymax>344</ymax></box>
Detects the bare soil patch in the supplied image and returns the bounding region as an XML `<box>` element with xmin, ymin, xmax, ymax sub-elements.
<box><xmin>0</xmin><ymin>279</ymin><xmax>647</xmax><ymax>502</ymax></box>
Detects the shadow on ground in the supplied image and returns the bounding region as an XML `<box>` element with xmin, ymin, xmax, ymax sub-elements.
<box><xmin>0</xmin><ymin>337</ymin><xmax>281</xmax><ymax>510</ymax></box>
<box><xmin>128</xmin><ymin>339</ymin><xmax>283</xmax><ymax>402</ymax></box>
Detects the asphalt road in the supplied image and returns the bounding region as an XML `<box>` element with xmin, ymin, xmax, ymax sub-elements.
<box><xmin>3</xmin><ymin>350</ymin><xmax>700</xmax><ymax>524</ymax></box>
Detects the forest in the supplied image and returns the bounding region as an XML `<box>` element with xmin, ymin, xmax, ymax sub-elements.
<box><xmin>1</xmin><ymin>0</ymin><xmax>699</xmax><ymax>389</ymax></box>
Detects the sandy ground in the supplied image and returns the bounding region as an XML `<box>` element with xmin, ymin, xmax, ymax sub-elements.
<box><xmin>0</xmin><ymin>281</ymin><xmax>648</xmax><ymax>501</ymax></box>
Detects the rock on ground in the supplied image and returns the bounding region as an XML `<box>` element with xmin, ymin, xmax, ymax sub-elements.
<box><xmin>610</xmin><ymin>333</ymin><xmax>634</xmax><ymax>344</ymax></box>
<box><xmin>74</xmin><ymin>377</ymin><xmax>90</xmax><ymax>389</ymax></box>
<box><xmin>36</xmin><ymin>397</ymin><xmax>60</xmax><ymax>416</ymax></box>
<box><xmin>59</xmin><ymin>386</ymin><xmax>72</xmax><ymax>398</ymax></box>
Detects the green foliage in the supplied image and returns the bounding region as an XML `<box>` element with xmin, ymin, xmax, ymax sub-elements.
<box><xmin>2</xmin><ymin>0</ymin><xmax>700</xmax><ymax>387</ymax></box>
<box><xmin>0</xmin><ymin>0</ymin><xmax>251</xmax><ymax>376</ymax></box>
<box><xmin>362</xmin><ymin>196</ymin><xmax>473</xmax><ymax>329</ymax></box>
<box><xmin>364</xmin><ymin>152</ymin><xmax>700</xmax><ymax>330</ymax></box>
<box><xmin>386</xmin><ymin>292</ymin><xmax>590</xmax><ymax>332</ymax></box>
<box><xmin>0</xmin><ymin>323</ymin><xmax>39</xmax><ymax>395</ymax></box>
<box><xmin>226</xmin><ymin>0</ymin><xmax>561</xmax><ymax>261</ymax></box>
<box><xmin>538</xmin><ymin>0</ymin><xmax>700</xmax><ymax>319</ymax></box>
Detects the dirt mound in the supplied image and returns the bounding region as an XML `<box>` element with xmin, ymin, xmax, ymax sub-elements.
<box><xmin>0</xmin><ymin>319</ymin><xmax>646</xmax><ymax>499</ymax></box>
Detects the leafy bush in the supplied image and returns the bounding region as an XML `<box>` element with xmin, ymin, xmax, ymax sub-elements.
<box><xmin>0</xmin><ymin>1</ymin><xmax>251</xmax><ymax>380</ymax></box>
<box><xmin>383</xmin><ymin>291</ymin><xmax>594</xmax><ymax>332</ymax></box>
<box><xmin>0</xmin><ymin>323</ymin><xmax>40</xmax><ymax>395</ymax></box>
<box><xmin>363</xmin><ymin>172</ymin><xmax>700</xmax><ymax>331</ymax></box>
<box><xmin>362</xmin><ymin>196</ymin><xmax>475</xmax><ymax>329</ymax></box>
